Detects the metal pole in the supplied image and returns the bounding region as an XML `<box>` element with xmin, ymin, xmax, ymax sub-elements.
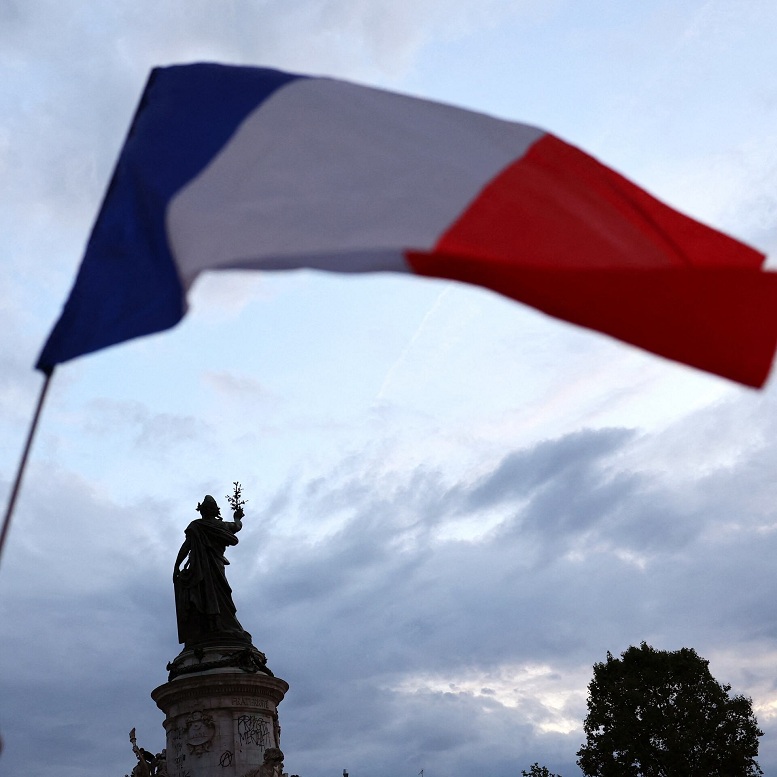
<box><xmin>0</xmin><ymin>367</ymin><xmax>54</xmax><ymax>565</ymax></box>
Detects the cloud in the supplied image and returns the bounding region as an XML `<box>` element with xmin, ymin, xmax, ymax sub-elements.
<box><xmin>4</xmin><ymin>387</ymin><xmax>777</xmax><ymax>776</ymax></box>
<box><xmin>76</xmin><ymin>398</ymin><xmax>207</xmax><ymax>452</ymax></box>
<box><xmin>231</xmin><ymin>397</ymin><xmax>777</xmax><ymax>768</ymax></box>
<box><xmin>4</xmin><ymin>3</ymin><xmax>777</xmax><ymax>776</ymax></box>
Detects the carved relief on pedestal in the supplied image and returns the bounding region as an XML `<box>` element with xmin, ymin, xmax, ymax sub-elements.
<box><xmin>184</xmin><ymin>711</ymin><xmax>216</xmax><ymax>757</ymax></box>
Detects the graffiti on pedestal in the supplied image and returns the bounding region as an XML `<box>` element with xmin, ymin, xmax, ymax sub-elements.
<box><xmin>237</xmin><ymin>714</ymin><xmax>270</xmax><ymax>751</ymax></box>
<box><xmin>170</xmin><ymin>725</ymin><xmax>186</xmax><ymax>777</ymax></box>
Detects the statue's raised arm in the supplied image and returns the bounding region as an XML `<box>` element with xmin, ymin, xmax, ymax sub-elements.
<box><xmin>172</xmin><ymin>491</ymin><xmax>252</xmax><ymax>648</ymax></box>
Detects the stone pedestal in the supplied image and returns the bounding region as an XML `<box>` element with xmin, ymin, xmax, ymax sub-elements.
<box><xmin>152</xmin><ymin>644</ymin><xmax>288</xmax><ymax>777</ymax></box>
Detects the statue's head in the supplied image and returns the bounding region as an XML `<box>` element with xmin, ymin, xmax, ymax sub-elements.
<box><xmin>196</xmin><ymin>495</ymin><xmax>221</xmax><ymax>519</ymax></box>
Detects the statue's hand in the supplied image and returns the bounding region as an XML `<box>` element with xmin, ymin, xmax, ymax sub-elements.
<box><xmin>234</xmin><ymin>507</ymin><xmax>244</xmax><ymax>520</ymax></box>
<box><xmin>174</xmin><ymin>559</ymin><xmax>191</xmax><ymax>579</ymax></box>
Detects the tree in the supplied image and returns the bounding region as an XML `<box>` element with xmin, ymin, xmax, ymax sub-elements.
<box><xmin>577</xmin><ymin>643</ymin><xmax>763</xmax><ymax>776</ymax></box>
<box><xmin>521</xmin><ymin>763</ymin><xmax>563</xmax><ymax>777</ymax></box>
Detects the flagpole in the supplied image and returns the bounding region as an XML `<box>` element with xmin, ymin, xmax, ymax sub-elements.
<box><xmin>0</xmin><ymin>367</ymin><xmax>55</xmax><ymax>565</ymax></box>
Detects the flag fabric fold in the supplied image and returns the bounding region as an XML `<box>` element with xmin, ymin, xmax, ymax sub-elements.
<box><xmin>37</xmin><ymin>62</ymin><xmax>777</xmax><ymax>387</ymax></box>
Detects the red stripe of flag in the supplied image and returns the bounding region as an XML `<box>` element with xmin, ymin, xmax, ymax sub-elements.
<box><xmin>407</xmin><ymin>135</ymin><xmax>777</xmax><ymax>387</ymax></box>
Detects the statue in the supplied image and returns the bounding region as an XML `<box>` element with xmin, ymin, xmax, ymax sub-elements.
<box><xmin>126</xmin><ymin>730</ymin><xmax>167</xmax><ymax>777</ymax></box>
<box><xmin>243</xmin><ymin>747</ymin><xmax>285</xmax><ymax>777</ymax></box>
<box><xmin>173</xmin><ymin>484</ymin><xmax>251</xmax><ymax>647</ymax></box>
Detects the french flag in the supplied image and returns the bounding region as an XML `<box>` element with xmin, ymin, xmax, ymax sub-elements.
<box><xmin>37</xmin><ymin>63</ymin><xmax>777</xmax><ymax>387</ymax></box>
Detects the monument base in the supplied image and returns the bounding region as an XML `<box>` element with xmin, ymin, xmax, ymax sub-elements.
<box><xmin>166</xmin><ymin>641</ymin><xmax>273</xmax><ymax>681</ymax></box>
<box><xmin>152</xmin><ymin>660</ymin><xmax>289</xmax><ymax>777</ymax></box>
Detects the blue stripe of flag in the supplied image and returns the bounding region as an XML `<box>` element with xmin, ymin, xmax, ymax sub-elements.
<box><xmin>37</xmin><ymin>63</ymin><xmax>303</xmax><ymax>372</ymax></box>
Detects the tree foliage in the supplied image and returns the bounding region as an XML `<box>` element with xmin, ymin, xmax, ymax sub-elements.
<box><xmin>577</xmin><ymin>642</ymin><xmax>763</xmax><ymax>777</ymax></box>
<box><xmin>521</xmin><ymin>763</ymin><xmax>562</xmax><ymax>777</ymax></box>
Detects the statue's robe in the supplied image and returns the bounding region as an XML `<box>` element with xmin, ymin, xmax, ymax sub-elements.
<box><xmin>174</xmin><ymin>517</ymin><xmax>251</xmax><ymax>646</ymax></box>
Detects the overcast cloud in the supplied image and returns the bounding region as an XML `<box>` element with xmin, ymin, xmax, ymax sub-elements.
<box><xmin>3</xmin><ymin>2</ymin><xmax>777</xmax><ymax>776</ymax></box>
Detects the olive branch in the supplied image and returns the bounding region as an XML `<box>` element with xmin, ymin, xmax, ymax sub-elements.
<box><xmin>226</xmin><ymin>481</ymin><xmax>248</xmax><ymax>513</ymax></box>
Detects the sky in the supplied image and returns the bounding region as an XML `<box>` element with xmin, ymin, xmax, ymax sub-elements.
<box><xmin>2</xmin><ymin>1</ymin><xmax>777</xmax><ymax>775</ymax></box>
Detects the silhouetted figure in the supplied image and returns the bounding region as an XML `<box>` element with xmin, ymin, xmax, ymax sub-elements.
<box><xmin>173</xmin><ymin>495</ymin><xmax>251</xmax><ymax>646</ymax></box>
